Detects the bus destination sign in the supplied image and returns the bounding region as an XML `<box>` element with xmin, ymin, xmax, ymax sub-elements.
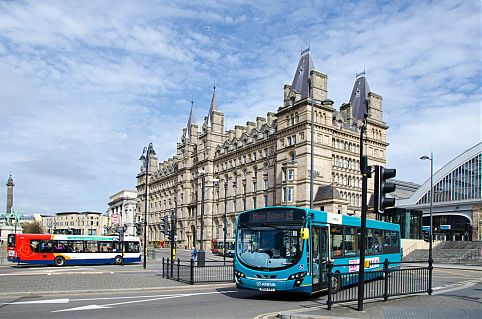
<box><xmin>246</xmin><ymin>209</ymin><xmax>304</xmax><ymax>224</ymax></box>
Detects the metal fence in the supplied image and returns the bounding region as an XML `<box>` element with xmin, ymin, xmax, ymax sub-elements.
<box><xmin>161</xmin><ymin>257</ymin><xmax>235</xmax><ymax>284</ymax></box>
<box><xmin>327</xmin><ymin>259</ymin><xmax>432</xmax><ymax>310</ymax></box>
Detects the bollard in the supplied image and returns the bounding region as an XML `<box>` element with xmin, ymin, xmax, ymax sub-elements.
<box><xmin>383</xmin><ymin>258</ymin><xmax>389</xmax><ymax>301</ymax></box>
<box><xmin>170</xmin><ymin>258</ymin><xmax>174</xmax><ymax>278</ymax></box>
<box><xmin>190</xmin><ymin>258</ymin><xmax>195</xmax><ymax>285</ymax></box>
<box><xmin>327</xmin><ymin>261</ymin><xmax>333</xmax><ymax>310</ymax></box>
<box><xmin>166</xmin><ymin>258</ymin><xmax>170</xmax><ymax>279</ymax></box>
<box><xmin>428</xmin><ymin>257</ymin><xmax>433</xmax><ymax>295</ymax></box>
<box><xmin>177</xmin><ymin>258</ymin><xmax>180</xmax><ymax>281</ymax></box>
<box><xmin>162</xmin><ymin>257</ymin><xmax>165</xmax><ymax>278</ymax></box>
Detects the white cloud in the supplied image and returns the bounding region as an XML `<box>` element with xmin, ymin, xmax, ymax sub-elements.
<box><xmin>0</xmin><ymin>0</ymin><xmax>479</xmax><ymax>214</ymax></box>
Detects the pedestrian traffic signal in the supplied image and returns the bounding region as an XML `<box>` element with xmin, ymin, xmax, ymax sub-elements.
<box><xmin>374</xmin><ymin>165</ymin><xmax>396</xmax><ymax>214</ymax></box>
<box><xmin>161</xmin><ymin>215</ymin><xmax>170</xmax><ymax>236</ymax></box>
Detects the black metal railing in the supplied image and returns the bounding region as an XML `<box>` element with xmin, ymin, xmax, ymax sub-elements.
<box><xmin>327</xmin><ymin>258</ymin><xmax>432</xmax><ymax>310</ymax></box>
<box><xmin>162</xmin><ymin>257</ymin><xmax>235</xmax><ymax>284</ymax></box>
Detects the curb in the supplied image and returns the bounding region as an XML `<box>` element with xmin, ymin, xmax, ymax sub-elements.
<box><xmin>0</xmin><ymin>282</ymin><xmax>236</xmax><ymax>297</ymax></box>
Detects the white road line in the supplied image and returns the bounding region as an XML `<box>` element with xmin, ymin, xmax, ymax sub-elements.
<box><xmin>52</xmin><ymin>290</ymin><xmax>237</xmax><ymax>313</ymax></box>
<box><xmin>4</xmin><ymin>298</ymin><xmax>70</xmax><ymax>305</ymax></box>
<box><xmin>433</xmin><ymin>280</ymin><xmax>479</xmax><ymax>295</ymax></box>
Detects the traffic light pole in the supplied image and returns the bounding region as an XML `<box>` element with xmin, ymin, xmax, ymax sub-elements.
<box><xmin>171</xmin><ymin>195</ymin><xmax>177</xmax><ymax>264</ymax></box>
<box><xmin>357</xmin><ymin>114</ymin><xmax>369</xmax><ymax>311</ymax></box>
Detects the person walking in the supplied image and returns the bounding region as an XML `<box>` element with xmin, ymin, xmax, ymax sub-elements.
<box><xmin>191</xmin><ymin>247</ymin><xmax>198</xmax><ymax>262</ymax></box>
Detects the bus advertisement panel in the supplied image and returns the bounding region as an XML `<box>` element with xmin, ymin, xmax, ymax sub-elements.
<box><xmin>234</xmin><ymin>206</ymin><xmax>401</xmax><ymax>295</ymax></box>
<box><xmin>7</xmin><ymin>233</ymin><xmax>141</xmax><ymax>266</ymax></box>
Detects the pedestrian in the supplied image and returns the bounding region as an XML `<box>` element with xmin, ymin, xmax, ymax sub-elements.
<box><xmin>191</xmin><ymin>247</ymin><xmax>198</xmax><ymax>262</ymax></box>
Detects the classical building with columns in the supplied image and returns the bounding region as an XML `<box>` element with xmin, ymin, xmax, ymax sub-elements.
<box><xmin>136</xmin><ymin>50</ymin><xmax>390</xmax><ymax>249</ymax></box>
<box><xmin>107</xmin><ymin>190</ymin><xmax>137</xmax><ymax>237</ymax></box>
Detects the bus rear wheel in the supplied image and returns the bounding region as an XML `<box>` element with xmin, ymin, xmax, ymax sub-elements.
<box><xmin>114</xmin><ymin>255</ymin><xmax>124</xmax><ymax>265</ymax></box>
<box><xmin>54</xmin><ymin>256</ymin><xmax>65</xmax><ymax>267</ymax></box>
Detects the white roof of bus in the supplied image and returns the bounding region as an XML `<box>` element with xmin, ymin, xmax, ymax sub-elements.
<box><xmin>51</xmin><ymin>235</ymin><xmax>140</xmax><ymax>241</ymax></box>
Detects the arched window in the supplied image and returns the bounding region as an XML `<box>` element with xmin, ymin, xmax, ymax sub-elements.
<box><xmin>289</xmin><ymin>151</ymin><xmax>296</xmax><ymax>162</ymax></box>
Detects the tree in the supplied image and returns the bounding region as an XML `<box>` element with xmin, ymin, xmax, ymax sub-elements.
<box><xmin>21</xmin><ymin>221</ymin><xmax>45</xmax><ymax>234</ymax></box>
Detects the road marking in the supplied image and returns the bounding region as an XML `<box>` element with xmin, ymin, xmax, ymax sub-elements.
<box><xmin>51</xmin><ymin>290</ymin><xmax>237</xmax><ymax>313</ymax></box>
<box><xmin>53</xmin><ymin>304</ymin><xmax>112</xmax><ymax>311</ymax></box>
<box><xmin>4</xmin><ymin>298</ymin><xmax>70</xmax><ymax>305</ymax></box>
<box><xmin>434</xmin><ymin>280</ymin><xmax>479</xmax><ymax>295</ymax></box>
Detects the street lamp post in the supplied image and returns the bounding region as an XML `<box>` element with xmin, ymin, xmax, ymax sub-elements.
<box><xmin>199</xmin><ymin>170</ymin><xmax>206</xmax><ymax>266</ymax></box>
<box><xmin>420</xmin><ymin>152</ymin><xmax>434</xmax><ymax>295</ymax></box>
<box><xmin>223</xmin><ymin>178</ymin><xmax>228</xmax><ymax>265</ymax></box>
<box><xmin>198</xmin><ymin>169</ymin><xmax>219</xmax><ymax>266</ymax></box>
<box><xmin>139</xmin><ymin>142</ymin><xmax>155</xmax><ymax>269</ymax></box>
<box><xmin>308</xmin><ymin>77</ymin><xmax>315</xmax><ymax>209</ymax></box>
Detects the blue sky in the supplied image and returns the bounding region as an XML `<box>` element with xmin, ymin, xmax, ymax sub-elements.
<box><xmin>0</xmin><ymin>0</ymin><xmax>480</xmax><ymax>215</ymax></box>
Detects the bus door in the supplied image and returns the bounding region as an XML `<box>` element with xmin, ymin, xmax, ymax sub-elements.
<box><xmin>311</xmin><ymin>225</ymin><xmax>329</xmax><ymax>292</ymax></box>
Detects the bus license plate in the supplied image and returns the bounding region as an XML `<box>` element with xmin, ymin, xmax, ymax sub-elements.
<box><xmin>259</xmin><ymin>287</ymin><xmax>275</xmax><ymax>292</ymax></box>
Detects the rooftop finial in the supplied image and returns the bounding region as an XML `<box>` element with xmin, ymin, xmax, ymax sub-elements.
<box><xmin>301</xmin><ymin>46</ymin><xmax>310</xmax><ymax>56</ymax></box>
<box><xmin>356</xmin><ymin>69</ymin><xmax>366</xmax><ymax>78</ymax></box>
<box><xmin>213</xmin><ymin>80</ymin><xmax>216</xmax><ymax>93</ymax></box>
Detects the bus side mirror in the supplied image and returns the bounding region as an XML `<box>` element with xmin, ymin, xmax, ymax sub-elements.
<box><xmin>300</xmin><ymin>228</ymin><xmax>309</xmax><ymax>240</ymax></box>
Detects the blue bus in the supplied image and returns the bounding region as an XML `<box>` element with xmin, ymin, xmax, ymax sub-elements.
<box><xmin>234</xmin><ymin>207</ymin><xmax>401</xmax><ymax>294</ymax></box>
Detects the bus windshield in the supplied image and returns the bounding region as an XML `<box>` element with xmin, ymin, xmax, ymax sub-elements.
<box><xmin>237</xmin><ymin>225</ymin><xmax>303</xmax><ymax>269</ymax></box>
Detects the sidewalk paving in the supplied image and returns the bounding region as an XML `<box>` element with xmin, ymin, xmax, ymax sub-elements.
<box><xmin>278</xmin><ymin>291</ymin><xmax>481</xmax><ymax>319</ymax></box>
<box><xmin>277</xmin><ymin>280</ymin><xmax>482</xmax><ymax>319</ymax></box>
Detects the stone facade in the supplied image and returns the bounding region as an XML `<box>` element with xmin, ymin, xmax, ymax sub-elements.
<box><xmin>41</xmin><ymin>212</ymin><xmax>108</xmax><ymax>236</ymax></box>
<box><xmin>136</xmin><ymin>51</ymin><xmax>389</xmax><ymax>249</ymax></box>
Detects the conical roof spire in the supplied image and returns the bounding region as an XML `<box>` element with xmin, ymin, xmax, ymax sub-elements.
<box><xmin>206</xmin><ymin>82</ymin><xmax>219</xmax><ymax>127</ymax></box>
<box><xmin>291</xmin><ymin>48</ymin><xmax>315</xmax><ymax>99</ymax></box>
<box><xmin>349</xmin><ymin>71</ymin><xmax>371</xmax><ymax>121</ymax></box>
<box><xmin>187</xmin><ymin>100</ymin><xmax>196</xmax><ymax>140</ymax></box>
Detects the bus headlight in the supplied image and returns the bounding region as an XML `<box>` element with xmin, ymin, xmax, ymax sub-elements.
<box><xmin>235</xmin><ymin>271</ymin><xmax>246</xmax><ymax>278</ymax></box>
<box><xmin>289</xmin><ymin>271</ymin><xmax>306</xmax><ymax>287</ymax></box>
<box><xmin>288</xmin><ymin>271</ymin><xmax>306</xmax><ymax>280</ymax></box>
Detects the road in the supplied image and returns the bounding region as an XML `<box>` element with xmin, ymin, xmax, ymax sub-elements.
<box><xmin>0</xmin><ymin>255</ymin><xmax>480</xmax><ymax>318</ymax></box>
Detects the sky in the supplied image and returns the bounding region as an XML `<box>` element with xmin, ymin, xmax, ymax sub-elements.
<box><xmin>0</xmin><ymin>0</ymin><xmax>480</xmax><ymax>215</ymax></box>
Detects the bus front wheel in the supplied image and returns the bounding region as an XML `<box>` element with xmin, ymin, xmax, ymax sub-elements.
<box><xmin>114</xmin><ymin>255</ymin><xmax>124</xmax><ymax>265</ymax></box>
<box><xmin>331</xmin><ymin>272</ymin><xmax>341</xmax><ymax>293</ymax></box>
<box><xmin>54</xmin><ymin>256</ymin><xmax>65</xmax><ymax>267</ymax></box>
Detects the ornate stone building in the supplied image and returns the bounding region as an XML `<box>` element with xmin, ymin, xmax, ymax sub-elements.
<box><xmin>136</xmin><ymin>50</ymin><xmax>390</xmax><ymax>249</ymax></box>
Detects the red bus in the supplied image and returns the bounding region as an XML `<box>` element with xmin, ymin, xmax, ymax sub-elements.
<box><xmin>211</xmin><ymin>238</ymin><xmax>235</xmax><ymax>257</ymax></box>
<box><xmin>7</xmin><ymin>233</ymin><xmax>141</xmax><ymax>266</ymax></box>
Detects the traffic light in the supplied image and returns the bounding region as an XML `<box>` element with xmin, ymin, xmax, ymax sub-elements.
<box><xmin>135</xmin><ymin>223</ymin><xmax>142</xmax><ymax>236</ymax></box>
<box><xmin>423</xmin><ymin>231</ymin><xmax>429</xmax><ymax>242</ymax></box>
<box><xmin>374</xmin><ymin>165</ymin><xmax>397</xmax><ymax>214</ymax></box>
<box><xmin>161</xmin><ymin>215</ymin><xmax>170</xmax><ymax>236</ymax></box>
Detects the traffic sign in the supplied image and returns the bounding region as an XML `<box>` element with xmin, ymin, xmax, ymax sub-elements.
<box><xmin>111</xmin><ymin>214</ymin><xmax>120</xmax><ymax>224</ymax></box>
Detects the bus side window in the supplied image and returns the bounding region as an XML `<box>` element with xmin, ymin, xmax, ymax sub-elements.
<box><xmin>344</xmin><ymin>227</ymin><xmax>359</xmax><ymax>257</ymax></box>
<box><xmin>40</xmin><ymin>240</ymin><xmax>52</xmax><ymax>252</ymax></box>
<box><xmin>30</xmin><ymin>240</ymin><xmax>41</xmax><ymax>253</ymax></box>
<box><xmin>71</xmin><ymin>241</ymin><xmax>83</xmax><ymax>252</ymax></box>
<box><xmin>126</xmin><ymin>242</ymin><xmax>140</xmax><ymax>253</ymax></box>
<box><xmin>365</xmin><ymin>229</ymin><xmax>373</xmax><ymax>256</ymax></box>
<box><xmin>85</xmin><ymin>241</ymin><xmax>98</xmax><ymax>253</ymax></box>
<box><xmin>331</xmin><ymin>226</ymin><xmax>343</xmax><ymax>258</ymax></box>
<box><xmin>373</xmin><ymin>229</ymin><xmax>383</xmax><ymax>254</ymax></box>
